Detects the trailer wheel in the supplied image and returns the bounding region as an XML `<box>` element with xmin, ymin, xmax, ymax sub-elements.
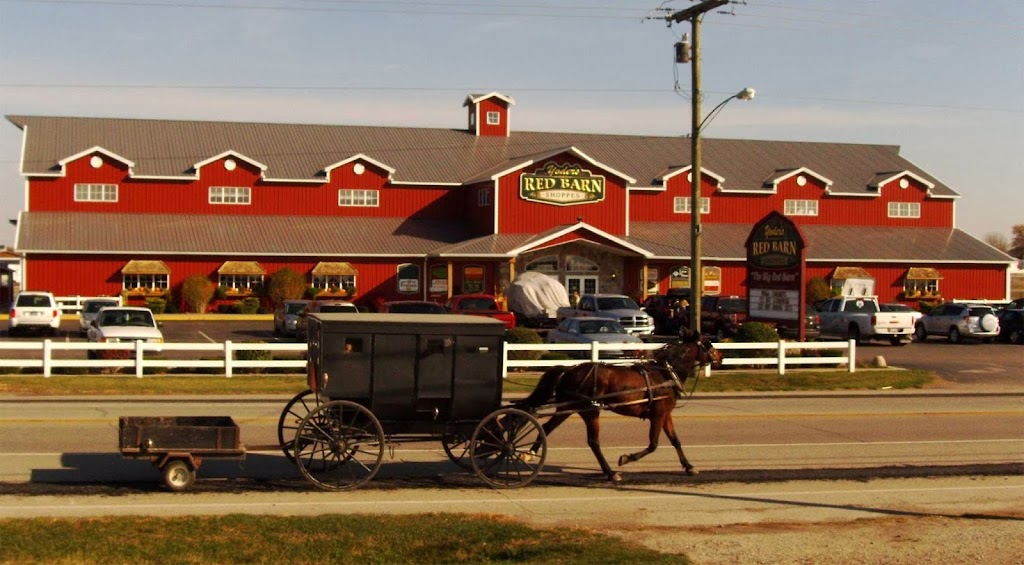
<box><xmin>163</xmin><ymin>459</ymin><xmax>196</xmax><ymax>492</ymax></box>
<box><xmin>294</xmin><ymin>400</ymin><xmax>384</xmax><ymax>491</ymax></box>
<box><xmin>277</xmin><ymin>389</ymin><xmax>317</xmax><ymax>462</ymax></box>
<box><xmin>470</xmin><ymin>408</ymin><xmax>546</xmax><ymax>489</ymax></box>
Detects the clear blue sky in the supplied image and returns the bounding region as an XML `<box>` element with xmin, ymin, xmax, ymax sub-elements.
<box><xmin>1</xmin><ymin>0</ymin><xmax>1021</xmax><ymax>249</ymax></box>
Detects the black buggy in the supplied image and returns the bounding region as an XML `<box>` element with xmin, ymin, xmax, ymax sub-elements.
<box><xmin>280</xmin><ymin>312</ymin><xmax>548</xmax><ymax>491</ymax></box>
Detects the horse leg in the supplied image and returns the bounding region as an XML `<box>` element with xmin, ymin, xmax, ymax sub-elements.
<box><xmin>616</xmin><ymin>411</ymin><xmax>663</xmax><ymax>468</ymax></box>
<box><xmin>580</xmin><ymin>412</ymin><xmax>622</xmax><ymax>483</ymax></box>
<box><xmin>662</xmin><ymin>415</ymin><xmax>698</xmax><ymax>475</ymax></box>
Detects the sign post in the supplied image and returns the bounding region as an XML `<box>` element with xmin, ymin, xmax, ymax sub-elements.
<box><xmin>745</xmin><ymin>212</ymin><xmax>808</xmax><ymax>341</ymax></box>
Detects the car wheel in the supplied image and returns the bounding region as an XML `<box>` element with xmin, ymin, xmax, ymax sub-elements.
<box><xmin>914</xmin><ymin>324</ymin><xmax>928</xmax><ymax>342</ymax></box>
<box><xmin>847</xmin><ymin>325</ymin><xmax>865</xmax><ymax>345</ymax></box>
<box><xmin>890</xmin><ymin>336</ymin><xmax>906</xmax><ymax>346</ymax></box>
<box><xmin>948</xmin><ymin>326</ymin><xmax>961</xmax><ymax>344</ymax></box>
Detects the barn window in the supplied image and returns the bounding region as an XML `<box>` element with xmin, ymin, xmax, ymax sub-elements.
<box><xmin>784</xmin><ymin>199</ymin><xmax>818</xmax><ymax>216</ymax></box>
<box><xmin>217</xmin><ymin>261</ymin><xmax>265</xmax><ymax>291</ymax></box>
<box><xmin>209</xmin><ymin>186</ymin><xmax>251</xmax><ymax>205</ymax></box>
<box><xmin>121</xmin><ymin>260</ymin><xmax>170</xmax><ymax>292</ymax></box>
<box><xmin>74</xmin><ymin>183</ymin><xmax>118</xmax><ymax>202</ymax></box>
<box><xmin>525</xmin><ymin>255</ymin><xmax>559</xmax><ymax>273</ymax></box>
<box><xmin>673</xmin><ymin>196</ymin><xmax>710</xmax><ymax>214</ymax></box>
<box><xmin>888</xmin><ymin>202</ymin><xmax>920</xmax><ymax>218</ymax></box>
<box><xmin>477</xmin><ymin>188</ymin><xmax>490</xmax><ymax>207</ymax></box>
<box><xmin>338</xmin><ymin>189</ymin><xmax>379</xmax><ymax>207</ymax></box>
<box><xmin>311</xmin><ymin>262</ymin><xmax>358</xmax><ymax>293</ymax></box>
<box><xmin>565</xmin><ymin>255</ymin><xmax>599</xmax><ymax>272</ymax></box>
<box><xmin>486</xmin><ymin>111</ymin><xmax>501</xmax><ymax>125</ymax></box>
<box><xmin>397</xmin><ymin>263</ymin><xmax>420</xmax><ymax>294</ymax></box>
<box><xmin>903</xmin><ymin>267</ymin><xmax>941</xmax><ymax>296</ymax></box>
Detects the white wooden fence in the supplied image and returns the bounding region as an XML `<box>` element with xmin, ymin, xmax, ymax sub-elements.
<box><xmin>0</xmin><ymin>339</ymin><xmax>855</xmax><ymax>378</ymax></box>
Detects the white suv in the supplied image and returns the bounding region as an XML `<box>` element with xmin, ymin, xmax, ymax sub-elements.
<box><xmin>914</xmin><ymin>303</ymin><xmax>1000</xmax><ymax>343</ymax></box>
<box><xmin>8</xmin><ymin>291</ymin><xmax>61</xmax><ymax>337</ymax></box>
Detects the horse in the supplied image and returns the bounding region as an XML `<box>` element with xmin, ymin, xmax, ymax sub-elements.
<box><xmin>516</xmin><ymin>332</ymin><xmax>722</xmax><ymax>483</ymax></box>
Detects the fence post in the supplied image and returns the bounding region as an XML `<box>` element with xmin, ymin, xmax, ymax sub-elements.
<box><xmin>590</xmin><ymin>342</ymin><xmax>600</xmax><ymax>362</ymax></box>
<box><xmin>225</xmin><ymin>340</ymin><xmax>233</xmax><ymax>378</ymax></box>
<box><xmin>777</xmin><ymin>341</ymin><xmax>786</xmax><ymax>375</ymax></box>
<box><xmin>135</xmin><ymin>340</ymin><xmax>145</xmax><ymax>378</ymax></box>
<box><xmin>43</xmin><ymin>339</ymin><xmax>52</xmax><ymax>378</ymax></box>
<box><xmin>501</xmin><ymin>342</ymin><xmax>509</xmax><ymax>379</ymax></box>
<box><xmin>848</xmin><ymin>339</ymin><xmax>856</xmax><ymax>373</ymax></box>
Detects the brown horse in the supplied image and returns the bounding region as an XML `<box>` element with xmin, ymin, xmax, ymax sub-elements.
<box><xmin>516</xmin><ymin>334</ymin><xmax>722</xmax><ymax>483</ymax></box>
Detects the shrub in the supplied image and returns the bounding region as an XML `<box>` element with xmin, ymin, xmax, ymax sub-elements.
<box><xmin>266</xmin><ymin>268</ymin><xmax>307</xmax><ymax>309</ymax></box>
<box><xmin>145</xmin><ymin>297</ymin><xmax>167</xmax><ymax>314</ymax></box>
<box><xmin>181</xmin><ymin>274</ymin><xmax>216</xmax><ymax>313</ymax></box>
<box><xmin>732</xmin><ymin>321</ymin><xmax>780</xmax><ymax>362</ymax></box>
<box><xmin>505</xmin><ymin>327</ymin><xmax>544</xmax><ymax>361</ymax></box>
<box><xmin>232</xmin><ymin>297</ymin><xmax>261</xmax><ymax>315</ymax></box>
<box><xmin>806</xmin><ymin>277</ymin><xmax>831</xmax><ymax>306</ymax></box>
<box><xmin>236</xmin><ymin>340</ymin><xmax>272</xmax><ymax>374</ymax></box>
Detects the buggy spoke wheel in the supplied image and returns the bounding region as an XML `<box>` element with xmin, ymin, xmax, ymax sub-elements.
<box><xmin>294</xmin><ymin>400</ymin><xmax>384</xmax><ymax>491</ymax></box>
<box><xmin>441</xmin><ymin>432</ymin><xmax>473</xmax><ymax>470</ymax></box>
<box><xmin>470</xmin><ymin>408</ymin><xmax>546</xmax><ymax>489</ymax></box>
<box><xmin>277</xmin><ymin>389</ymin><xmax>317</xmax><ymax>462</ymax></box>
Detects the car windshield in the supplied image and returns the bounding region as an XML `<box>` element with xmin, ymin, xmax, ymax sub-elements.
<box><xmin>99</xmin><ymin>310</ymin><xmax>155</xmax><ymax>327</ymax></box>
<box><xmin>84</xmin><ymin>300</ymin><xmax>119</xmax><ymax>314</ymax></box>
<box><xmin>286</xmin><ymin>303</ymin><xmax>307</xmax><ymax>315</ymax></box>
<box><xmin>579</xmin><ymin>320</ymin><xmax>626</xmax><ymax>334</ymax></box>
<box><xmin>16</xmin><ymin>295</ymin><xmax>51</xmax><ymax>307</ymax></box>
<box><xmin>319</xmin><ymin>304</ymin><xmax>357</xmax><ymax>313</ymax></box>
<box><xmin>459</xmin><ymin>297</ymin><xmax>497</xmax><ymax>310</ymax></box>
<box><xmin>595</xmin><ymin>297</ymin><xmax>640</xmax><ymax>310</ymax></box>
<box><xmin>389</xmin><ymin>303</ymin><xmax>444</xmax><ymax>314</ymax></box>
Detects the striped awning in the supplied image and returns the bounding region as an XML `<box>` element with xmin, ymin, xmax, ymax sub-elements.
<box><xmin>832</xmin><ymin>267</ymin><xmax>873</xmax><ymax>280</ymax></box>
<box><xmin>906</xmin><ymin>267</ymin><xmax>943</xmax><ymax>280</ymax></box>
<box><xmin>121</xmin><ymin>260</ymin><xmax>171</xmax><ymax>275</ymax></box>
<box><xmin>217</xmin><ymin>261</ymin><xmax>265</xmax><ymax>275</ymax></box>
<box><xmin>311</xmin><ymin>261</ymin><xmax>358</xmax><ymax>276</ymax></box>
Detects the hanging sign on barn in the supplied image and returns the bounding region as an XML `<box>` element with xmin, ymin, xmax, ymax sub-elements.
<box><xmin>520</xmin><ymin>162</ymin><xmax>605</xmax><ymax>206</ymax></box>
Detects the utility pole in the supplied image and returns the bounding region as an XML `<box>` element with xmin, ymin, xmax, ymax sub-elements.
<box><xmin>667</xmin><ymin>0</ymin><xmax>728</xmax><ymax>337</ymax></box>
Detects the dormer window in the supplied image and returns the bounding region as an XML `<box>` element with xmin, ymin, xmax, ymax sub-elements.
<box><xmin>486</xmin><ymin>111</ymin><xmax>501</xmax><ymax>125</ymax></box>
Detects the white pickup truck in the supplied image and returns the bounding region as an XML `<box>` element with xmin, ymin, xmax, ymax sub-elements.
<box><xmin>556</xmin><ymin>293</ymin><xmax>655</xmax><ymax>337</ymax></box>
<box><xmin>815</xmin><ymin>296</ymin><xmax>916</xmax><ymax>346</ymax></box>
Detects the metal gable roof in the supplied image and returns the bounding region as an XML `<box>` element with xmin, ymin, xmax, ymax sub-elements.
<box><xmin>7</xmin><ymin>114</ymin><xmax>959</xmax><ymax>198</ymax></box>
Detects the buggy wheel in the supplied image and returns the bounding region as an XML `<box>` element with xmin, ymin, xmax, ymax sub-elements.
<box><xmin>470</xmin><ymin>408</ymin><xmax>547</xmax><ymax>489</ymax></box>
<box><xmin>277</xmin><ymin>389</ymin><xmax>317</xmax><ymax>462</ymax></box>
<box><xmin>441</xmin><ymin>432</ymin><xmax>473</xmax><ymax>470</ymax></box>
<box><xmin>294</xmin><ymin>400</ymin><xmax>384</xmax><ymax>491</ymax></box>
<box><xmin>163</xmin><ymin>459</ymin><xmax>196</xmax><ymax>492</ymax></box>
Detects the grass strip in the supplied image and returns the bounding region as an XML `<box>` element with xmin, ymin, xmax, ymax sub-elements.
<box><xmin>0</xmin><ymin>513</ymin><xmax>685</xmax><ymax>564</ymax></box>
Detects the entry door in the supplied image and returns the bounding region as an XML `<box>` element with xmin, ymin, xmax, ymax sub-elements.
<box><xmin>566</xmin><ymin>276</ymin><xmax>598</xmax><ymax>296</ymax></box>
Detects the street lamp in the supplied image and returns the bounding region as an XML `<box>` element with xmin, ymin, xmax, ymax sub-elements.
<box><xmin>687</xmin><ymin>84</ymin><xmax>756</xmax><ymax>336</ymax></box>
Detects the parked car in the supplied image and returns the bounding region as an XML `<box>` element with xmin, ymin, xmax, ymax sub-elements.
<box><xmin>86</xmin><ymin>306</ymin><xmax>163</xmax><ymax>357</ymax></box>
<box><xmin>880</xmin><ymin>303</ymin><xmax>924</xmax><ymax>326</ymax></box>
<box><xmin>816</xmin><ymin>296</ymin><xmax>917</xmax><ymax>346</ymax></box>
<box><xmin>913</xmin><ymin>303</ymin><xmax>1000</xmax><ymax>343</ymax></box>
<box><xmin>78</xmin><ymin>297</ymin><xmax>122</xmax><ymax>335</ymax></box>
<box><xmin>273</xmin><ymin>299</ymin><xmax>311</xmax><ymax>337</ymax></box>
<box><xmin>445</xmin><ymin>294</ymin><xmax>516</xmax><ymax>329</ymax></box>
<box><xmin>383</xmin><ymin>301</ymin><xmax>446</xmax><ymax>314</ymax></box>
<box><xmin>8</xmin><ymin>291</ymin><xmax>61</xmax><ymax>337</ymax></box>
<box><xmin>546</xmin><ymin>317</ymin><xmax>644</xmax><ymax>358</ymax></box>
<box><xmin>699</xmin><ymin>295</ymin><xmax>748</xmax><ymax>340</ymax></box>
<box><xmin>774</xmin><ymin>307</ymin><xmax>821</xmax><ymax>341</ymax></box>
<box><xmin>556</xmin><ymin>294</ymin><xmax>655</xmax><ymax>336</ymax></box>
<box><xmin>994</xmin><ymin>308</ymin><xmax>1023</xmax><ymax>345</ymax></box>
<box><xmin>296</xmin><ymin>300</ymin><xmax>358</xmax><ymax>340</ymax></box>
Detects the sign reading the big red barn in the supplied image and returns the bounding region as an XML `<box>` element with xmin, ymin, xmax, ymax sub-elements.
<box><xmin>520</xmin><ymin>162</ymin><xmax>605</xmax><ymax>206</ymax></box>
<box><xmin>745</xmin><ymin>212</ymin><xmax>807</xmax><ymax>331</ymax></box>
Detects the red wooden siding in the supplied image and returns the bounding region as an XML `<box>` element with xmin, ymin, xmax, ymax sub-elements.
<box><xmin>476</xmin><ymin>98</ymin><xmax>509</xmax><ymax>137</ymax></box>
<box><xmin>628</xmin><ymin>173</ymin><xmax>954</xmax><ymax>227</ymax></box>
<box><xmin>497</xmin><ymin>156</ymin><xmax>628</xmax><ymax>235</ymax></box>
<box><xmin>464</xmin><ymin>181</ymin><xmax>496</xmax><ymax>234</ymax></box>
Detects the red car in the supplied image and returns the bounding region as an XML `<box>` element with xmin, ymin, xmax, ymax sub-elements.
<box><xmin>446</xmin><ymin>294</ymin><xmax>517</xmax><ymax>329</ymax></box>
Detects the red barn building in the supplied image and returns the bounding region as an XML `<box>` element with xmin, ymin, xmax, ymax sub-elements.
<box><xmin>7</xmin><ymin>92</ymin><xmax>1014</xmax><ymax>312</ymax></box>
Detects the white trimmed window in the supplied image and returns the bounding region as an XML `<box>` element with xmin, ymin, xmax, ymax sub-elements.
<box><xmin>74</xmin><ymin>183</ymin><xmax>118</xmax><ymax>202</ymax></box>
<box><xmin>123</xmin><ymin>273</ymin><xmax>169</xmax><ymax>291</ymax></box>
<box><xmin>486</xmin><ymin>111</ymin><xmax>501</xmax><ymax>125</ymax></box>
<box><xmin>525</xmin><ymin>255</ymin><xmax>559</xmax><ymax>273</ymax></box>
<box><xmin>219</xmin><ymin>274</ymin><xmax>263</xmax><ymax>291</ymax></box>
<box><xmin>338</xmin><ymin>189</ymin><xmax>379</xmax><ymax>207</ymax></box>
<box><xmin>784</xmin><ymin>199</ymin><xmax>819</xmax><ymax>216</ymax></box>
<box><xmin>312</xmin><ymin>274</ymin><xmax>356</xmax><ymax>291</ymax></box>
<box><xmin>673</xmin><ymin>196</ymin><xmax>710</xmax><ymax>214</ymax></box>
<box><xmin>477</xmin><ymin>188</ymin><xmax>490</xmax><ymax>207</ymax></box>
<box><xmin>888</xmin><ymin>202</ymin><xmax>920</xmax><ymax>218</ymax></box>
<box><xmin>209</xmin><ymin>186</ymin><xmax>251</xmax><ymax>205</ymax></box>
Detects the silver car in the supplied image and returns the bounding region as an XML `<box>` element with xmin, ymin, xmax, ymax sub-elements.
<box><xmin>914</xmin><ymin>303</ymin><xmax>1000</xmax><ymax>343</ymax></box>
<box><xmin>273</xmin><ymin>299</ymin><xmax>310</xmax><ymax>337</ymax></box>
<box><xmin>79</xmin><ymin>297</ymin><xmax>122</xmax><ymax>335</ymax></box>
<box><xmin>546</xmin><ymin>317</ymin><xmax>644</xmax><ymax>358</ymax></box>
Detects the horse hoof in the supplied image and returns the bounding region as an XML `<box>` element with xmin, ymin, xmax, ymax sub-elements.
<box><xmin>610</xmin><ymin>472</ymin><xmax>623</xmax><ymax>484</ymax></box>
<box><xmin>685</xmin><ymin>467</ymin><xmax>699</xmax><ymax>476</ymax></box>
<box><xmin>617</xmin><ymin>455</ymin><xmax>630</xmax><ymax>467</ymax></box>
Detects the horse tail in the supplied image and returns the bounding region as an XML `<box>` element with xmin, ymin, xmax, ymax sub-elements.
<box><xmin>515</xmin><ymin>366</ymin><xmax>566</xmax><ymax>411</ymax></box>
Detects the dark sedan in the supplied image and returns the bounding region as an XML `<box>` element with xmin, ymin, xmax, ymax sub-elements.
<box><xmin>995</xmin><ymin>308</ymin><xmax>1023</xmax><ymax>345</ymax></box>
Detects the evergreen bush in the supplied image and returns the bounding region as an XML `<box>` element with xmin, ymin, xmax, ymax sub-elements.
<box><xmin>505</xmin><ymin>327</ymin><xmax>544</xmax><ymax>361</ymax></box>
<box><xmin>232</xmin><ymin>297</ymin><xmax>261</xmax><ymax>314</ymax></box>
<box><xmin>236</xmin><ymin>340</ymin><xmax>272</xmax><ymax>374</ymax></box>
<box><xmin>144</xmin><ymin>297</ymin><xmax>167</xmax><ymax>314</ymax></box>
